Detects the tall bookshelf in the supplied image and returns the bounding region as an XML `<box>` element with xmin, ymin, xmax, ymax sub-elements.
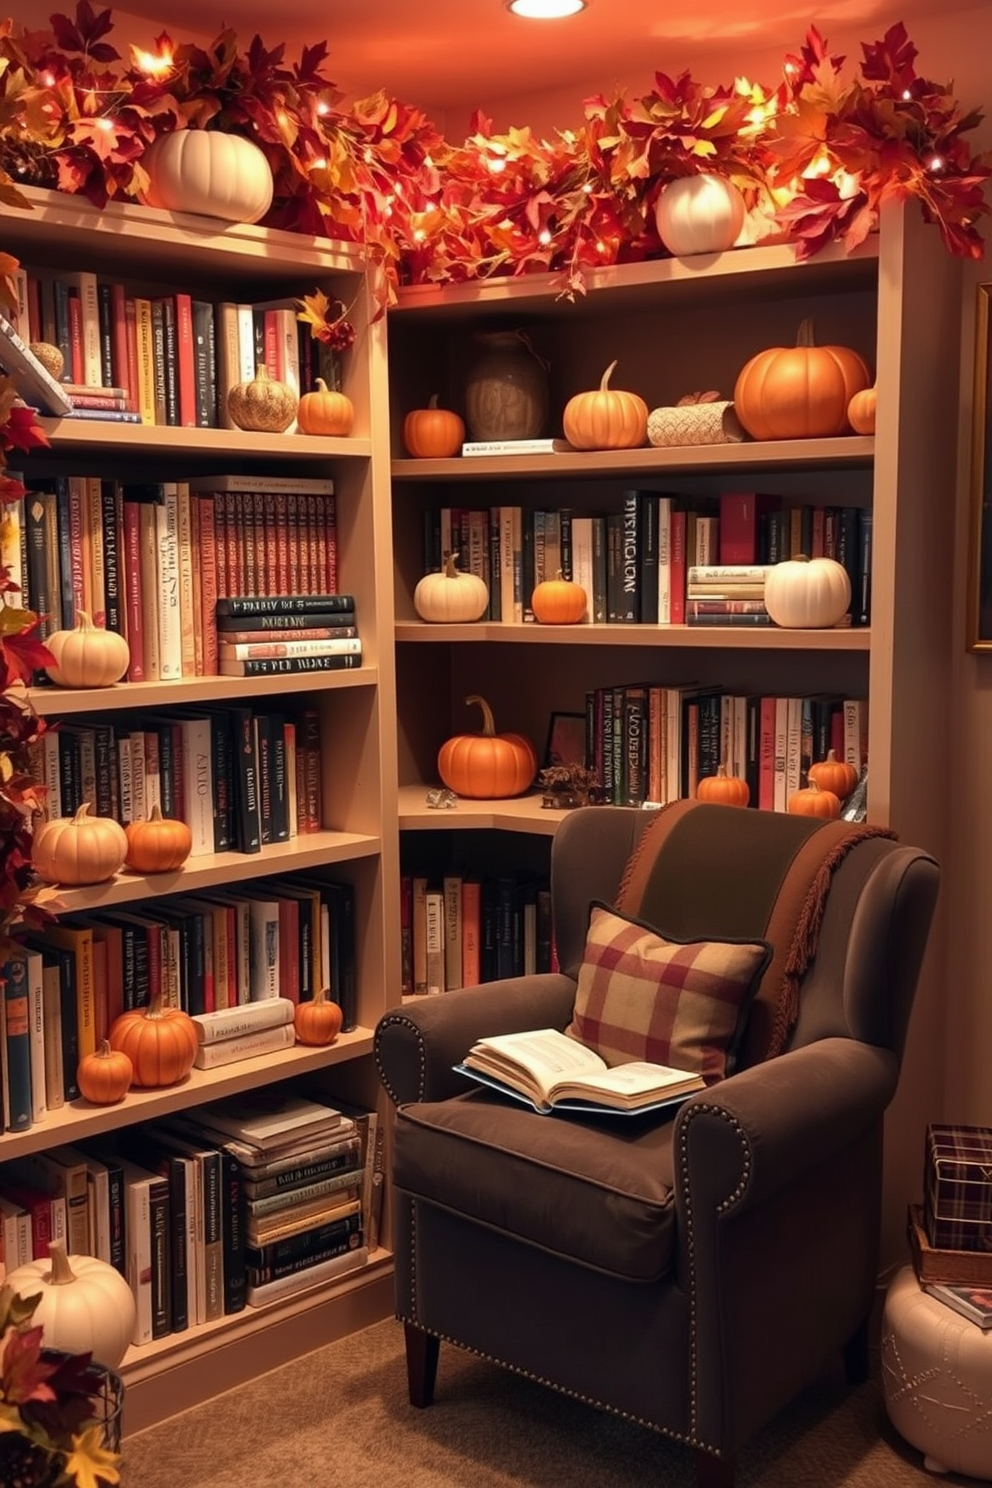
<box><xmin>0</xmin><ymin>187</ymin><xmax>400</xmax><ymax>1430</ymax></box>
<box><xmin>387</xmin><ymin>200</ymin><xmax>962</xmax><ymax>1267</ymax></box>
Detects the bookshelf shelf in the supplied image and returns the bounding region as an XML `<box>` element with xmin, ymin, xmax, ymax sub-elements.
<box><xmin>0</xmin><ymin>1031</ymin><xmax>376</xmax><ymax>1161</ymax></box>
<box><xmin>395</xmin><ymin>621</ymin><xmax>871</xmax><ymax>650</ymax></box>
<box><xmin>38</xmin><ymin>417</ymin><xmax>373</xmax><ymax>460</ymax></box>
<box><xmin>29</xmin><ymin>667</ymin><xmax>379</xmax><ymax>716</ymax></box>
<box><xmin>398</xmin><ymin>785</ymin><xmax>565</xmax><ymax>835</ymax></box>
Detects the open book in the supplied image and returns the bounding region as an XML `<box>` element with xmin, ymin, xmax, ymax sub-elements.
<box><xmin>454</xmin><ymin>1028</ymin><xmax>706</xmax><ymax>1116</ymax></box>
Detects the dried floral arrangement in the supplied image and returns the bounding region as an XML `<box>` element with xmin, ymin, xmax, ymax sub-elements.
<box><xmin>0</xmin><ymin>6</ymin><xmax>987</xmax><ymax>305</ymax></box>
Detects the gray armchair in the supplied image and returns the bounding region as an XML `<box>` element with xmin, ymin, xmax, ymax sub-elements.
<box><xmin>374</xmin><ymin>803</ymin><xmax>938</xmax><ymax>1488</ymax></box>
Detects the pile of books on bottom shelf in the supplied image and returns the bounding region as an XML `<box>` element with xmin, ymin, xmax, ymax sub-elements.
<box><xmin>0</xmin><ymin>1094</ymin><xmax>383</xmax><ymax>1337</ymax></box>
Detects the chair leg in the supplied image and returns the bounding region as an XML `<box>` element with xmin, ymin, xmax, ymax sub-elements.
<box><xmin>842</xmin><ymin>1314</ymin><xmax>871</xmax><ymax>1385</ymax></box>
<box><xmin>404</xmin><ymin>1323</ymin><xmax>440</xmax><ymax>1408</ymax></box>
<box><xmin>695</xmin><ymin>1449</ymin><xmax>736</xmax><ymax>1488</ymax></box>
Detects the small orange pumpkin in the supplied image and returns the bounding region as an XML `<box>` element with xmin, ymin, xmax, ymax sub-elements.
<box><xmin>562</xmin><ymin>361</ymin><xmax>648</xmax><ymax>451</ymax></box>
<box><xmin>298</xmin><ymin>376</ymin><xmax>355</xmax><ymax>436</ymax></box>
<box><xmin>108</xmin><ymin>991</ymin><xmax>198</xmax><ymax>1088</ymax></box>
<box><xmin>531</xmin><ymin>571</ymin><xmax>587</xmax><ymax>625</ymax></box>
<box><xmin>294</xmin><ymin>987</ymin><xmax>344</xmax><ymax>1046</ymax></box>
<box><xmin>734</xmin><ymin>320</ymin><xmax>871</xmax><ymax>441</ymax></box>
<box><xmin>807</xmin><ymin>748</ymin><xmax>859</xmax><ymax>801</ymax></box>
<box><xmin>77</xmin><ymin>1039</ymin><xmax>133</xmax><ymax>1105</ymax></box>
<box><xmin>403</xmin><ymin>394</ymin><xmax>465</xmax><ymax>458</ymax></box>
<box><xmin>787</xmin><ymin>779</ymin><xmax>842</xmax><ymax>819</ymax></box>
<box><xmin>437</xmin><ymin>695</ymin><xmax>538</xmax><ymax>800</ymax></box>
<box><xmin>125</xmin><ymin>804</ymin><xmax>193</xmax><ymax>874</ymax></box>
<box><xmin>847</xmin><ymin>385</ymin><xmax>877</xmax><ymax>435</ymax></box>
<box><xmin>696</xmin><ymin>763</ymin><xmax>750</xmax><ymax>807</ymax></box>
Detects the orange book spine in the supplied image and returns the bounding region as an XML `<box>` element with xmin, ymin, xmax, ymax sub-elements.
<box><xmin>322</xmin><ymin>493</ymin><xmax>337</xmax><ymax>593</ymax></box>
<box><xmin>225</xmin><ymin>492</ymin><xmax>243</xmax><ymax>597</ymax></box>
<box><xmin>287</xmin><ymin>494</ymin><xmax>302</xmax><ymax>594</ymax></box>
<box><xmin>275</xmin><ymin>492</ymin><xmax>290</xmax><ymax>594</ymax></box>
<box><xmin>461</xmin><ymin>880</ymin><xmax>482</xmax><ymax>988</ymax></box>
<box><xmin>262</xmin><ymin>491</ymin><xmax>279</xmax><ymax>596</ymax></box>
<box><xmin>253</xmin><ymin>491</ymin><xmax>269</xmax><ymax>596</ymax></box>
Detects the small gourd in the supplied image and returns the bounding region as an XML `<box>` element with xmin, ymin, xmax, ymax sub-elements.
<box><xmin>125</xmin><ymin>803</ymin><xmax>193</xmax><ymax>874</ymax></box>
<box><xmin>298</xmin><ymin>377</ymin><xmax>355</xmax><ymax>437</ymax></box>
<box><xmin>30</xmin><ymin>341</ymin><xmax>65</xmax><ymax>379</ymax></box>
<box><xmin>763</xmin><ymin>555</ymin><xmax>851</xmax><ymax>630</ymax></box>
<box><xmin>227</xmin><ymin>364</ymin><xmax>298</xmax><ymax>433</ymax></box>
<box><xmin>807</xmin><ymin>748</ymin><xmax>859</xmax><ymax>801</ymax></box>
<box><xmin>787</xmin><ymin>779</ymin><xmax>842</xmax><ymax>819</ymax></box>
<box><xmin>32</xmin><ymin>803</ymin><xmax>128</xmax><ymax>886</ymax></box>
<box><xmin>293</xmin><ymin>987</ymin><xmax>343</xmax><ymax>1046</ymax></box>
<box><xmin>414</xmin><ymin>553</ymin><xmax>489</xmax><ymax>624</ymax></box>
<box><xmin>696</xmin><ymin>763</ymin><xmax>750</xmax><ymax>807</ymax></box>
<box><xmin>108</xmin><ymin>990</ymin><xmax>198</xmax><ymax>1088</ymax></box>
<box><xmin>437</xmin><ymin>695</ymin><xmax>538</xmax><ymax>800</ymax></box>
<box><xmin>77</xmin><ymin>1039</ymin><xmax>133</xmax><ymax>1105</ymax></box>
<box><xmin>403</xmin><ymin>395</ymin><xmax>465</xmax><ymax>458</ymax></box>
<box><xmin>847</xmin><ymin>385</ymin><xmax>877</xmax><ymax>435</ymax></box>
<box><xmin>562</xmin><ymin>361</ymin><xmax>648</xmax><ymax>451</ymax></box>
<box><xmin>531</xmin><ymin>571</ymin><xmax>587</xmax><ymax>625</ymax></box>
<box><xmin>44</xmin><ymin>610</ymin><xmax>130</xmax><ymax>688</ymax></box>
<box><xmin>5</xmin><ymin>1240</ymin><xmax>137</xmax><ymax>1369</ymax></box>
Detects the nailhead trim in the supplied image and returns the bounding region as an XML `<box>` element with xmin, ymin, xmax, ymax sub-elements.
<box><xmin>374</xmin><ymin>1012</ymin><xmax>428</xmax><ymax>1105</ymax></box>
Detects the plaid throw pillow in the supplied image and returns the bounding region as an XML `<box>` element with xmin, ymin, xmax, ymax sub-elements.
<box><xmin>566</xmin><ymin>903</ymin><xmax>771</xmax><ymax>1081</ymax></box>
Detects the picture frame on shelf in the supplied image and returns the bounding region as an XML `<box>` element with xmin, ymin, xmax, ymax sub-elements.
<box><xmin>966</xmin><ymin>281</ymin><xmax>992</xmax><ymax>651</ymax></box>
<box><xmin>544</xmin><ymin>712</ymin><xmax>586</xmax><ymax>769</ymax></box>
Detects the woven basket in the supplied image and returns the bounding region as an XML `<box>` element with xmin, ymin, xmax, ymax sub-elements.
<box><xmin>647</xmin><ymin>400</ymin><xmax>745</xmax><ymax>448</ymax></box>
<box><xmin>907</xmin><ymin>1203</ymin><xmax>992</xmax><ymax>1286</ymax></box>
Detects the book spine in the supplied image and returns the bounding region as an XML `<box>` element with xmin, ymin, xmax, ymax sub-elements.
<box><xmin>220</xmin><ymin>1146</ymin><xmax>247</xmax><ymax>1315</ymax></box>
<box><xmin>244</xmin><ymin>1244</ymin><xmax>367</xmax><ymax>1305</ymax></box>
<box><xmin>215</xmin><ymin>593</ymin><xmax>355</xmax><ymax>618</ymax></box>
<box><xmin>192</xmin><ymin>997</ymin><xmax>295</xmax><ymax>1044</ymax></box>
<box><xmin>2</xmin><ymin>957</ymin><xmax>33</xmax><ymax>1132</ymax></box>
<box><xmin>218</xmin><ymin>654</ymin><xmax>361</xmax><ymax>677</ymax></box>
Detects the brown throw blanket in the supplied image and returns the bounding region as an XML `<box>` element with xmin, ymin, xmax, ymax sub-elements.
<box><xmin>615</xmin><ymin>800</ymin><xmax>896</xmax><ymax>1063</ymax></box>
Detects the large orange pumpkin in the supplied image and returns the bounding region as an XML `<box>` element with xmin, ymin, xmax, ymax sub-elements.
<box><xmin>125</xmin><ymin>803</ymin><xmax>193</xmax><ymax>873</ymax></box>
<box><xmin>403</xmin><ymin>394</ymin><xmax>465</xmax><ymax>458</ymax></box>
<box><xmin>807</xmin><ymin>748</ymin><xmax>859</xmax><ymax>800</ymax></box>
<box><xmin>297</xmin><ymin>377</ymin><xmax>355</xmax><ymax>436</ymax></box>
<box><xmin>562</xmin><ymin>361</ymin><xmax>648</xmax><ymax>450</ymax></box>
<box><xmin>733</xmin><ymin>320</ymin><xmax>871</xmax><ymax>441</ymax></box>
<box><xmin>787</xmin><ymin>779</ymin><xmax>842</xmax><ymax>819</ymax></box>
<box><xmin>108</xmin><ymin>991</ymin><xmax>198</xmax><ymax>1088</ymax></box>
<box><xmin>696</xmin><ymin>763</ymin><xmax>750</xmax><ymax>807</ymax></box>
<box><xmin>437</xmin><ymin>695</ymin><xmax>538</xmax><ymax>799</ymax></box>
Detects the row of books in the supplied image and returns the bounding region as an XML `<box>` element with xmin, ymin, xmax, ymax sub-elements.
<box><xmin>0</xmin><ymin>873</ymin><xmax>356</xmax><ymax>1134</ymax></box>
<box><xmin>582</xmin><ymin>685</ymin><xmax>867</xmax><ymax>810</ymax></box>
<box><xmin>0</xmin><ymin>1093</ymin><xmax>384</xmax><ymax>1322</ymax></box>
<box><xmin>34</xmin><ymin>703</ymin><xmax>324</xmax><ymax>855</ymax></box>
<box><xmin>423</xmin><ymin>492</ymin><xmax>872</xmax><ymax>626</ymax></box>
<box><xmin>401</xmin><ymin>872</ymin><xmax>555</xmax><ymax>997</ymax></box>
<box><xmin>5</xmin><ymin>264</ymin><xmax>337</xmax><ymax>428</ymax></box>
<box><xmin>7</xmin><ymin>473</ymin><xmax>347</xmax><ymax>682</ymax></box>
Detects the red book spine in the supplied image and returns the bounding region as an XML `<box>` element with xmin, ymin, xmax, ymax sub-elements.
<box><xmin>669</xmin><ymin>509</ymin><xmax>686</xmax><ymax>625</ymax></box>
<box><xmin>275</xmin><ymin>492</ymin><xmax>290</xmax><ymax>594</ymax></box>
<box><xmin>759</xmin><ymin>695</ymin><xmax>777</xmax><ymax>812</ymax></box>
<box><xmin>301</xmin><ymin>708</ymin><xmax>321</xmax><ymax>832</ymax></box>
<box><xmin>67</xmin><ymin>293</ymin><xmax>84</xmax><ymax>383</ymax></box>
<box><xmin>109</xmin><ymin>282</ymin><xmax>132</xmax><ymax>404</ymax></box>
<box><xmin>263</xmin><ymin>310</ymin><xmax>282</xmax><ymax>378</ymax></box>
<box><xmin>196</xmin><ymin>495</ymin><xmax>219</xmax><ymax>676</ymax></box>
<box><xmin>287</xmin><ymin>494</ymin><xmax>301</xmax><ymax>594</ymax></box>
<box><xmin>174</xmin><ymin>293</ymin><xmax>197</xmax><ymax>428</ymax></box>
<box><xmin>122</xmin><ymin>499</ymin><xmax>146</xmax><ymax>681</ymax></box>
<box><xmin>461</xmin><ymin>880</ymin><xmax>481</xmax><ymax>989</ymax></box>
<box><xmin>225</xmin><ymin>492</ymin><xmax>243</xmax><ymax>597</ymax></box>
<box><xmin>212</xmin><ymin>491</ymin><xmax>229</xmax><ymax>599</ymax></box>
<box><xmin>252</xmin><ymin>491</ymin><xmax>268</xmax><ymax>596</ymax></box>
<box><xmin>262</xmin><ymin>491</ymin><xmax>278</xmax><ymax>596</ymax></box>
<box><xmin>294</xmin><ymin>734</ymin><xmax>307</xmax><ymax>835</ymax></box>
<box><xmin>323</xmin><ymin>493</ymin><xmax>337</xmax><ymax>593</ymax></box>
<box><xmin>123</xmin><ymin>296</ymin><xmax>140</xmax><ymax>415</ymax></box>
<box><xmin>0</xmin><ymin>1185</ymin><xmax>52</xmax><ymax>1261</ymax></box>
<box><xmin>306</xmin><ymin>496</ymin><xmax>319</xmax><ymax>594</ymax></box>
<box><xmin>278</xmin><ymin>899</ymin><xmax>300</xmax><ymax>1005</ymax></box>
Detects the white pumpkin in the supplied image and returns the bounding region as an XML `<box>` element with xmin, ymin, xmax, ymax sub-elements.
<box><xmin>143</xmin><ymin>131</ymin><xmax>274</xmax><ymax>225</ymax></box>
<box><xmin>44</xmin><ymin>611</ymin><xmax>130</xmax><ymax>688</ymax></box>
<box><xmin>764</xmin><ymin>555</ymin><xmax>852</xmax><ymax>629</ymax></box>
<box><xmin>414</xmin><ymin>553</ymin><xmax>489</xmax><ymax>623</ymax></box>
<box><xmin>655</xmin><ymin>173</ymin><xmax>747</xmax><ymax>257</ymax></box>
<box><xmin>6</xmin><ymin>1240</ymin><xmax>137</xmax><ymax>1368</ymax></box>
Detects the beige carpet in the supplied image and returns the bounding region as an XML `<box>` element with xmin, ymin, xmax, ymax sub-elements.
<box><xmin>118</xmin><ymin>1317</ymin><xmax>954</xmax><ymax>1488</ymax></box>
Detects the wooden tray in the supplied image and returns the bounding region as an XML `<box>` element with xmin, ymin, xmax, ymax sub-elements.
<box><xmin>907</xmin><ymin>1204</ymin><xmax>992</xmax><ymax>1285</ymax></box>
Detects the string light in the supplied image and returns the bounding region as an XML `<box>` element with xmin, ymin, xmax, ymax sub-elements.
<box><xmin>133</xmin><ymin>49</ymin><xmax>173</xmax><ymax>78</ymax></box>
<box><xmin>929</xmin><ymin>155</ymin><xmax>944</xmax><ymax>172</ymax></box>
<box><xmin>538</xmin><ymin>227</ymin><xmax>552</xmax><ymax>245</ymax></box>
<box><xmin>487</xmin><ymin>155</ymin><xmax>507</xmax><ymax>173</ymax></box>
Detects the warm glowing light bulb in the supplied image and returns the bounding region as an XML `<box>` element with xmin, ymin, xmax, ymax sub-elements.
<box><xmin>317</xmin><ymin>101</ymin><xmax>330</xmax><ymax>116</ymax></box>
<box><xmin>96</xmin><ymin>117</ymin><xmax>113</xmax><ymax>131</ymax></box>
<box><xmin>413</xmin><ymin>228</ymin><xmax>426</xmax><ymax>242</ymax></box>
<box><xmin>311</xmin><ymin>158</ymin><xmax>327</xmax><ymax>170</ymax></box>
<box><xmin>42</xmin><ymin>71</ymin><xmax>56</xmax><ymax>86</ymax></box>
<box><xmin>929</xmin><ymin>155</ymin><xmax>944</xmax><ymax>172</ymax></box>
<box><xmin>538</xmin><ymin>228</ymin><xmax>552</xmax><ymax>245</ymax></box>
<box><xmin>135</xmin><ymin>49</ymin><xmax>173</xmax><ymax>77</ymax></box>
<box><xmin>507</xmin><ymin>0</ymin><xmax>586</xmax><ymax>15</ymax></box>
<box><xmin>582</xmin><ymin>181</ymin><xmax>593</xmax><ymax>194</ymax></box>
<box><xmin>596</xmin><ymin>240</ymin><xmax>607</xmax><ymax>253</ymax></box>
<box><xmin>487</xmin><ymin>155</ymin><xmax>507</xmax><ymax>173</ymax></box>
<box><xmin>902</xmin><ymin>89</ymin><xmax>912</xmax><ymax>100</ymax></box>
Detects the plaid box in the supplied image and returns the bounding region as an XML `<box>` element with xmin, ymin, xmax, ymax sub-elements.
<box><xmin>924</xmin><ymin>1123</ymin><xmax>992</xmax><ymax>1252</ymax></box>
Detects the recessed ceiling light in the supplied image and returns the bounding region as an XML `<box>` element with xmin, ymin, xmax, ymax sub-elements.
<box><xmin>507</xmin><ymin>0</ymin><xmax>587</xmax><ymax>17</ymax></box>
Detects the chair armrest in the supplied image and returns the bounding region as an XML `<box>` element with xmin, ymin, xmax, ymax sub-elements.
<box><xmin>675</xmin><ymin>1037</ymin><xmax>898</xmax><ymax>1215</ymax></box>
<box><xmin>374</xmin><ymin>974</ymin><xmax>578</xmax><ymax>1106</ymax></box>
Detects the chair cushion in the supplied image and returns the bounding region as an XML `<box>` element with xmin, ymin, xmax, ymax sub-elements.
<box><xmin>394</xmin><ymin>1088</ymin><xmax>679</xmax><ymax>1282</ymax></box>
<box><xmin>565</xmin><ymin>903</ymin><xmax>771</xmax><ymax>1079</ymax></box>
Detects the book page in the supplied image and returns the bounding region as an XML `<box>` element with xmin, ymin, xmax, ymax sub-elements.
<box><xmin>554</xmin><ymin>1061</ymin><xmax>701</xmax><ymax>1100</ymax></box>
<box><xmin>466</xmin><ymin>1028</ymin><xmax>607</xmax><ymax>1100</ymax></box>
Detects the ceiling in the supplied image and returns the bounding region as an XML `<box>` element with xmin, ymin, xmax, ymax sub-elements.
<box><xmin>112</xmin><ymin>0</ymin><xmax>973</xmax><ymax>117</ymax></box>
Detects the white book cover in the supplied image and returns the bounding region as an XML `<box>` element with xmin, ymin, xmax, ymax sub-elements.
<box><xmin>247</xmin><ymin>894</ymin><xmax>281</xmax><ymax>1001</ymax></box>
<box><xmin>424</xmin><ymin>888</ymin><xmax>444</xmax><ymax>996</ymax></box>
<box><xmin>569</xmin><ymin>515</ymin><xmax>594</xmax><ymax>624</ymax></box>
<box><xmin>71</xmin><ymin>269</ymin><xmax>102</xmax><ymax>386</ymax></box>
<box><xmin>0</xmin><ymin>1193</ymin><xmax>27</xmax><ymax>1274</ymax></box>
<box><xmin>177</xmin><ymin>714</ymin><xmax>214</xmax><ymax>856</ymax></box>
<box><xmin>155</xmin><ymin>484</ymin><xmax>183</xmax><ymax>681</ymax></box>
<box><xmin>236</xmin><ymin>303</ymin><xmax>256</xmax><ymax>383</ymax></box>
<box><xmin>40</xmin><ymin>729</ymin><xmax>61</xmax><ymax>821</ymax></box>
<box><xmin>138</xmin><ymin>503</ymin><xmax>162</xmax><ymax>682</ymax></box>
<box><xmin>79</xmin><ymin>1151</ymin><xmax>111</xmax><ymax>1262</ymax></box>
<box><xmin>785</xmin><ymin>696</ymin><xmax>803</xmax><ymax>799</ymax></box>
<box><xmin>214</xmin><ymin>302</ymin><xmax>243</xmax><ymax>431</ymax></box>
<box><xmin>245</xmin><ymin>1244</ymin><xmax>368</xmax><ymax>1307</ymax></box>
<box><xmin>84</xmin><ymin>477</ymin><xmax>106</xmax><ymax>626</ymax></box>
<box><xmin>124</xmin><ymin>1177</ymin><xmax>153</xmax><ymax>1343</ymax></box>
<box><xmin>26</xmin><ymin>950</ymin><xmax>45</xmax><ymax>1126</ymax></box>
<box><xmin>117</xmin><ymin>731</ymin><xmax>133</xmax><ymax>824</ymax></box>
<box><xmin>11</xmin><ymin>266</ymin><xmax>30</xmax><ymax>340</ymax></box>
<box><xmin>217</xmin><ymin>636</ymin><xmax>362</xmax><ymax>660</ymax></box>
<box><xmin>194</xmin><ymin>1021</ymin><xmax>295</xmax><ymax>1070</ymax></box>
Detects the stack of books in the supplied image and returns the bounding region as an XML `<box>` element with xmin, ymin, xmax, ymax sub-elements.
<box><xmin>216</xmin><ymin>592</ymin><xmax>361</xmax><ymax>678</ymax></box>
<box><xmin>190</xmin><ymin>998</ymin><xmax>297</xmax><ymax>1071</ymax></box>
<box><xmin>185</xmin><ymin>1094</ymin><xmax>368</xmax><ymax>1306</ymax></box>
<box><xmin>685</xmin><ymin>564</ymin><xmax>772</xmax><ymax>626</ymax></box>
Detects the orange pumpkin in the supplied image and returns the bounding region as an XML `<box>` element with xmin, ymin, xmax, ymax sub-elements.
<box><xmin>787</xmin><ymin>779</ymin><xmax>842</xmax><ymax>819</ymax></box>
<box><xmin>733</xmin><ymin>320</ymin><xmax>871</xmax><ymax>441</ymax></box>
<box><xmin>125</xmin><ymin>804</ymin><xmax>193</xmax><ymax>874</ymax></box>
<box><xmin>807</xmin><ymin>748</ymin><xmax>859</xmax><ymax>801</ymax></box>
<box><xmin>108</xmin><ymin>991</ymin><xmax>198</xmax><ymax>1088</ymax></box>
<box><xmin>562</xmin><ymin>361</ymin><xmax>648</xmax><ymax>451</ymax></box>
<box><xmin>847</xmin><ymin>384</ymin><xmax>877</xmax><ymax>435</ymax></box>
<box><xmin>696</xmin><ymin>763</ymin><xmax>750</xmax><ymax>807</ymax></box>
<box><xmin>437</xmin><ymin>695</ymin><xmax>538</xmax><ymax>799</ymax></box>
<box><xmin>403</xmin><ymin>394</ymin><xmax>465</xmax><ymax>458</ymax></box>
<box><xmin>531</xmin><ymin>571</ymin><xmax>587</xmax><ymax>625</ymax></box>
<box><xmin>297</xmin><ymin>377</ymin><xmax>355</xmax><ymax>436</ymax></box>
<box><xmin>294</xmin><ymin>987</ymin><xmax>344</xmax><ymax>1046</ymax></box>
<box><xmin>77</xmin><ymin>1039</ymin><xmax>133</xmax><ymax>1105</ymax></box>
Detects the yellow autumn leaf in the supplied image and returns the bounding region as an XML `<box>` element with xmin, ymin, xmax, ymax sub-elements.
<box><xmin>700</xmin><ymin>105</ymin><xmax>728</xmax><ymax>130</ymax></box>
<box><xmin>64</xmin><ymin>1425</ymin><xmax>121</xmax><ymax>1488</ymax></box>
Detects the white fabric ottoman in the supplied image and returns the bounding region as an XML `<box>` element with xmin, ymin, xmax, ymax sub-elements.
<box><xmin>881</xmin><ymin>1265</ymin><xmax>992</xmax><ymax>1479</ymax></box>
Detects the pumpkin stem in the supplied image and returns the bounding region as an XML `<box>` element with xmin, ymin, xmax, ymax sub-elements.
<box><xmin>46</xmin><ymin>1238</ymin><xmax>76</xmax><ymax>1286</ymax></box>
<box><xmin>97</xmin><ymin>1038</ymin><xmax>114</xmax><ymax>1056</ymax></box>
<box><xmin>314</xmin><ymin>987</ymin><xmax>328</xmax><ymax>1004</ymax></box>
<box><xmin>428</xmin><ymin>393</ymin><xmax>440</xmax><ymax>409</ymax></box>
<box><xmin>716</xmin><ymin>763</ymin><xmax>728</xmax><ymax>777</ymax></box>
<box><xmin>148</xmin><ymin>803</ymin><xmax>164</xmax><ymax>823</ymax></box>
<box><xmin>464</xmin><ymin>694</ymin><xmax>496</xmax><ymax>737</ymax></box>
<box><xmin>75</xmin><ymin>610</ymin><xmax>96</xmax><ymax>630</ymax></box>
<box><xmin>443</xmin><ymin>552</ymin><xmax>462</xmax><ymax>578</ymax></box>
<box><xmin>254</xmin><ymin>364</ymin><xmax>271</xmax><ymax>381</ymax></box>
<box><xmin>314</xmin><ymin>377</ymin><xmax>330</xmax><ymax>393</ymax></box>
<box><xmin>825</xmin><ymin>748</ymin><xmax>840</xmax><ymax>763</ymax></box>
<box><xmin>73</xmin><ymin>802</ymin><xmax>94</xmax><ymax>823</ymax></box>
<box><xmin>599</xmin><ymin>359</ymin><xmax>618</xmax><ymax>391</ymax></box>
<box><xmin>796</xmin><ymin>319</ymin><xmax>816</xmax><ymax>347</ymax></box>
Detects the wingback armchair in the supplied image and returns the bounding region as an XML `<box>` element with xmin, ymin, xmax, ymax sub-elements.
<box><xmin>374</xmin><ymin>803</ymin><xmax>939</xmax><ymax>1488</ymax></box>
